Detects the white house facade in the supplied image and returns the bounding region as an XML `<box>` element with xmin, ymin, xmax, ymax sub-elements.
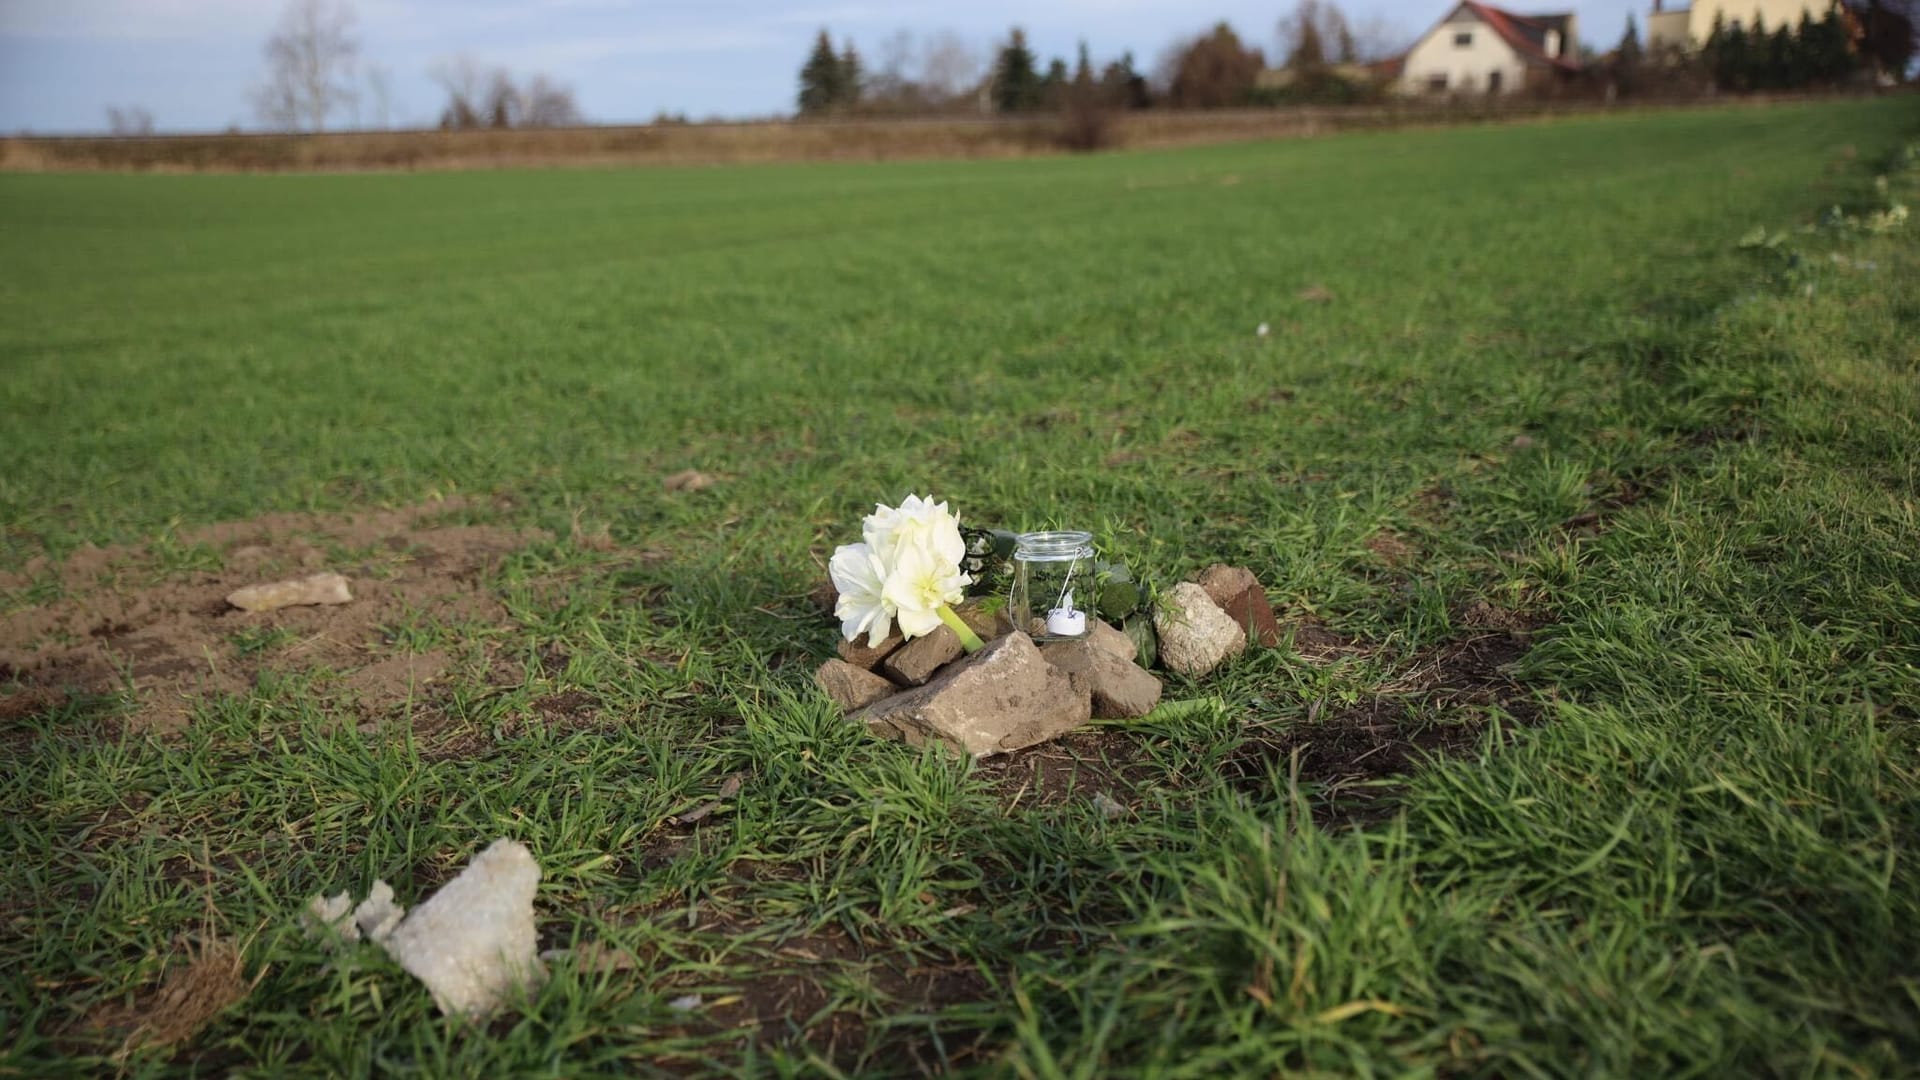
<box><xmin>1397</xmin><ymin>1</ymin><xmax>1581</xmax><ymax>95</ymax></box>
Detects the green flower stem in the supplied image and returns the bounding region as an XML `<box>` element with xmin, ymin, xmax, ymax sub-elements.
<box><xmin>936</xmin><ymin>604</ymin><xmax>986</xmax><ymax>653</ymax></box>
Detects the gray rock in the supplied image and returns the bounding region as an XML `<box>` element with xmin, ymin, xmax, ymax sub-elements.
<box><xmin>1153</xmin><ymin>582</ymin><xmax>1247</xmax><ymax>677</ymax></box>
<box><xmin>381</xmin><ymin>839</ymin><xmax>546</xmax><ymax>1018</ymax></box>
<box><xmin>881</xmin><ymin>626</ymin><xmax>964</xmax><ymax>686</ymax></box>
<box><xmin>1086</xmin><ymin>618</ymin><xmax>1137</xmax><ymax>664</ymax></box>
<box><xmin>815</xmin><ymin>659</ymin><xmax>898</xmax><ymax>711</ymax></box>
<box><xmin>1040</xmin><ymin>638</ymin><xmax>1163</xmax><ymax>719</ymax></box>
<box><xmin>227</xmin><ymin>571</ymin><xmax>352</xmax><ymax>613</ymax></box>
<box><xmin>837</xmin><ymin>630</ymin><xmax>903</xmax><ymax>671</ymax></box>
<box><xmin>1091</xmin><ymin>792</ymin><xmax>1127</xmax><ymax>820</ymax></box>
<box><xmin>854</xmin><ymin>632</ymin><xmax>1090</xmax><ymax>758</ymax></box>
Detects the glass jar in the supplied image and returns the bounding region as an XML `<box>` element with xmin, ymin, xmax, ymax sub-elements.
<box><xmin>1010</xmin><ymin>530</ymin><xmax>1097</xmax><ymax>642</ymax></box>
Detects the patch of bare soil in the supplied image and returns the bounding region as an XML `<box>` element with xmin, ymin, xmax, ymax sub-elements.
<box><xmin>981</xmin><ymin>730</ymin><xmax>1155</xmax><ymax>812</ymax></box>
<box><xmin>686</xmin><ymin>927</ymin><xmax>993</xmax><ymax>1069</ymax></box>
<box><xmin>1364</xmin><ymin>529</ymin><xmax>1419</xmax><ymax>568</ymax></box>
<box><xmin>0</xmin><ymin>500</ymin><xmax>546</xmax><ymax>733</ymax></box>
<box><xmin>82</xmin><ymin>933</ymin><xmax>256</xmax><ymax>1059</ymax></box>
<box><xmin>1228</xmin><ymin>627</ymin><xmax>1542</xmax><ymax>825</ymax></box>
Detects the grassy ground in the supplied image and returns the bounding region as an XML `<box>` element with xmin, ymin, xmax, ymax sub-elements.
<box><xmin>2</xmin><ymin>99</ymin><xmax>1918</xmax><ymax>1075</ymax></box>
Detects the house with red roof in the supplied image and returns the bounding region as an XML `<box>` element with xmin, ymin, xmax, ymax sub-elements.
<box><xmin>1396</xmin><ymin>1</ymin><xmax>1582</xmax><ymax>95</ymax></box>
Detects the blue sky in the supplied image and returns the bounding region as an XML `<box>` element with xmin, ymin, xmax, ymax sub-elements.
<box><xmin>0</xmin><ymin>0</ymin><xmax>1641</xmax><ymax>134</ymax></box>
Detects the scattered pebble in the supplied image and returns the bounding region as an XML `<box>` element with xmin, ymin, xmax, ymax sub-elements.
<box><xmin>1256</xmin><ymin>322</ymin><xmax>1270</xmax><ymax>337</ymax></box>
<box><xmin>663</xmin><ymin>470</ymin><xmax>716</xmax><ymax>493</ymax></box>
<box><xmin>1091</xmin><ymin>792</ymin><xmax>1126</xmax><ymax>820</ymax></box>
<box><xmin>668</xmin><ymin>994</ymin><xmax>702</xmax><ymax>1012</ymax></box>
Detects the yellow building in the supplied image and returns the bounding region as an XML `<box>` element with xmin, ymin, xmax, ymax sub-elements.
<box><xmin>1647</xmin><ymin>0</ymin><xmax>1834</xmax><ymax>51</ymax></box>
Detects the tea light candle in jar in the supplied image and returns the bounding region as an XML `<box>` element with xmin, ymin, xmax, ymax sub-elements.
<box><xmin>1012</xmin><ymin>531</ymin><xmax>1097</xmax><ymax>642</ymax></box>
<box><xmin>1046</xmin><ymin>591</ymin><xmax>1087</xmax><ymax>637</ymax></box>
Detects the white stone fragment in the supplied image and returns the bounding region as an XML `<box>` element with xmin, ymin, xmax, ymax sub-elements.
<box><xmin>303</xmin><ymin>890</ymin><xmax>360</xmax><ymax>945</ymax></box>
<box><xmin>227</xmin><ymin>571</ymin><xmax>353</xmax><ymax>613</ymax></box>
<box><xmin>351</xmin><ymin>880</ymin><xmax>406</xmax><ymax>944</ymax></box>
<box><xmin>379</xmin><ymin>839</ymin><xmax>546</xmax><ymax>1019</ymax></box>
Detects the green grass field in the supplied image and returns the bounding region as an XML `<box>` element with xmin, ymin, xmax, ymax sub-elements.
<box><xmin>3</xmin><ymin>99</ymin><xmax>1919</xmax><ymax>1075</ymax></box>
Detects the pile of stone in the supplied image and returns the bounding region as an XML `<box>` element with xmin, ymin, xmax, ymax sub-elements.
<box><xmin>815</xmin><ymin>564</ymin><xmax>1278</xmax><ymax>758</ymax></box>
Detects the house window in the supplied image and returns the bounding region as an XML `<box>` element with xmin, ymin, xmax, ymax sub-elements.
<box><xmin>1427</xmin><ymin>73</ymin><xmax>1449</xmax><ymax>92</ymax></box>
<box><xmin>1454</xmin><ymin>31</ymin><xmax>1473</xmax><ymax>46</ymax></box>
<box><xmin>1489</xmin><ymin>70</ymin><xmax>1504</xmax><ymax>92</ymax></box>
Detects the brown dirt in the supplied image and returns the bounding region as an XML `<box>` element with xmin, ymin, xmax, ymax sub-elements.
<box><xmin>687</xmin><ymin>927</ymin><xmax>993</xmax><ymax>1069</ymax></box>
<box><xmin>0</xmin><ymin>501</ymin><xmax>546</xmax><ymax>733</ymax></box>
<box><xmin>82</xmin><ymin>934</ymin><xmax>255</xmax><ymax>1058</ymax></box>
<box><xmin>982</xmin><ymin>729</ymin><xmax>1156</xmax><ymax>812</ymax></box>
<box><xmin>1364</xmin><ymin>529</ymin><xmax>1419</xmax><ymax>568</ymax></box>
<box><xmin>1228</xmin><ymin>629</ymin><xmax>1542</xmax><ymax>824</ymax></box>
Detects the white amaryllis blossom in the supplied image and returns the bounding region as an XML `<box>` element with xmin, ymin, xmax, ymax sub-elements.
<box><xmin>828</xmin><ymin>494</ymin><xmax>984</xmax><ymax>652</ymax></box>
<box><xmin>881</xmin><ymin>540</ymin><xmax>972</xmax><ymax>639</ymax></box>
<box><xmin>862</xmin><ymin>494</ymin><xmax>966</xmax><ymax>571</ymax></box>
<box><xmin>829</xmin><ymin>542</ymin><xmax>894</xmax><ymax>647</ymax></box>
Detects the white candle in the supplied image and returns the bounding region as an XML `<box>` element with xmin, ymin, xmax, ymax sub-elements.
<box><xmin>1046</xmin><ymin>607</ymin><xmax>1087</xmax><ymax>637</ymax></box>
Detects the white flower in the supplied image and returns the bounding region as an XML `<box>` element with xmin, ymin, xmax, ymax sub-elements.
<box><xmin>830</xmin><ymin>493</ymin><xmax>981</xmax><ymax>651</ymax></box>
<box><xmin>829</xmin><ymin>542</ymin><xmax>893</xmax><ymax>647</ymax></box>
<box><xmin>881</xmin><ymin>540</ymin><xmax>970</xmax><ymax>639</ymax></box>
<box><xmin>862</xmin><ymin>493</ymin><xmax>965</xmax><ymax>571</ymax></box>
<box><xmin>1256</xmin><ymin>322</ymin><xmax>1270</xmax><ymax>337</ymax></box>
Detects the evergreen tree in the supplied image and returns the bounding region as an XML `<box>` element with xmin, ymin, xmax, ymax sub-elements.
<box><xmin>797</xmin><ymin>30</ymin><xmax>843</xmax><ymax>114</ymax></box>
<box><xmin>1101</xmin><ymin>51</ymin><xmax>1152</xmax><ymax>108</ymax></box>
<box><xmin>1715</xmin><ymin>17</ymin><xmax>1751</xmax><ymax>89</ymax></box>
<box><xmin>1747</xmin><ymin>13</ymin><xmax>1769</xmax><ymax>88</ymax></box>
<box><xmin>1288</xmin><ymin>18</ymin><xmax>1327</xmax><ymax>71</ymax></box>
<box><xmin>1337</xmin><ymin>22</ymin><xmax>1358</xmax><ymax>64</ymax></box>
<box><xmin>1807</xmin><ymin>7</ymin><xmax>1858</xmax><ymax>82</ymax></box>
<box><xmin>1616</xmin><ymin>14</ymin><xmax>1644</xmax><ymax>94</ymax></box>
<box><xmin>1701</xmin><ymin>11</ymin><xmax>1727</xmax><ymax>79</ymax></box>
<box><xmin>1074</xmin><ymin>41</ymin><xmax>1094</xmax><ymax>87</ymax></box>
<box><xmin>993</xmin><ymin>28</ymin><xmax>1043</xmax><ymax>112</ymax></box>
<box><xmin>839</xmin><ymin>41</ymin><xmax>863</xmax><ymax>105</ymax></box>
<box><xmin>1765</xmin><ymin>23</ymin><xmax>1794</xmax><ymax>88</ymax></box>
<box><xmin>1040</xmin><ymin>57</ymin><xmax>1069</xmax><ymax>105</ymax></box>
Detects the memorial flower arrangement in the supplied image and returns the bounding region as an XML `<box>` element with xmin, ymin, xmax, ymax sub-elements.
<box><xmin>829</xmin><ymin>495</ymin><xmax>986</xmax><ymax>653</ymax></box>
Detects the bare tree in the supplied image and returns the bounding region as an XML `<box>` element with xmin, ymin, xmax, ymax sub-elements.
<box><xmin>866</xmin><ymin>29</ymin><xmax>918</xmax><ymax>103</ymax></box>
<box><xmin>520</xmin><ymin>76</ymin><xmax>584</xmax><ymax>127</ymax></box>
<box><xmin>251</xmin><ymin>0</ymin><xmax>360</xmax><ymax>131</ymax></box>
<box><xmin>433</xmin><ymin>56</ymin><xmax>582</xmax><ymax>129</ymax></box>
<box><xmin>920</xmin><ymin>30</ymin><xmax>982</xmax><ymax>101</ymax></box>
<box><xmin>1348</xmin><ymin>14</ymin><xmax>1410</xmax><ymax>63</ymax></box>
<box><xmin>105</xmin><ymin>106</ymin><xmax>155</xmax><ymax>136</ymax></box>
<box><xmin>430</xmin><ymin>54</ymin><xmax>488</xmax><ymax>129</ymax></box>
<box><xmin>364</xmin><ymin>63</ymin><xmax>392</xmax><ymax>129</ymax></box>
<box><xmin>483</xmin><ymin>68</ymin><xmax>522</xmax><ymax>128</ymax></box>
